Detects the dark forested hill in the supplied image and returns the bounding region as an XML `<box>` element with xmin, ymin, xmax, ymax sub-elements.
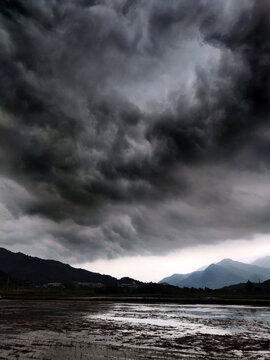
<box><xmin>0</xmin><ymin>247</ymin><xmax>117</xmax><ymax>285</ymax></box>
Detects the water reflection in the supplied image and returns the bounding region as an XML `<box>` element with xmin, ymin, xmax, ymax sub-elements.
<box><xmin>89</xmin><ymin>303</ymin><xmax>270</xmax><ymax>337</ymax></box>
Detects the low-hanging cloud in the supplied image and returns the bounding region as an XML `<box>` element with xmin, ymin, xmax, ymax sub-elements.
<box><xmin>0</xmin><ymin>0</ymin><xmax>270</xmax><ymax>263</ymax></box>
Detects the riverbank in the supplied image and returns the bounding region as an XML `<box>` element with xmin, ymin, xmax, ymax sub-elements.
<box><xmin>1</xmin><ymin>288</ymin><xmax>270</xmax><ymax>306</ymax></box>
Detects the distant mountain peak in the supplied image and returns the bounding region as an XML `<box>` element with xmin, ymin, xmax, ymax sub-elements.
<box><xmin>159</xmin><ymin>257</ymin><xmax>270</xmax><ymax>289</ymax></box>
<box><xmin>217</xmin><ymin>258</ymin><xmax>234</xmax><ymax>264</ymax></box>
<box><xmin>196</xmin><ymin>265</ymin><xmax>208</xmax><ymax>271</ymax></box>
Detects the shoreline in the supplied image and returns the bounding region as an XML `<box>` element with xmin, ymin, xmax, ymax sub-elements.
<box><xmin>1</xmin><ymin>295</ymin><xmax>270</xmax><ymax>306</ymax></box>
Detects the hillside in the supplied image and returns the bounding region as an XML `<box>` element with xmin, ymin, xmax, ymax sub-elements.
<box><xmin>222</xmin><ymin>278</ymin><xmax>270</xmax><ymax>293</ymax></box>
<box><xmin>0</xmin><ymin>247</ymin><xmax>117</xmax><ymax>286</ymax></box>
<box><xmin>159</xmin><ymin>273</ymin><xmax>191</xmax><ymax>285</ymax></box>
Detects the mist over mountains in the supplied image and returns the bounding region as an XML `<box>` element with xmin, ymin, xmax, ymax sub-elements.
<box><xmin>251</xmin><ymin>256</ymin><xmax>270</xmax><ymax>269</ymax></box>
<box><xmin>159</xmin><ymin>257</ymin><xmax>270</xmax><ymax>289</ymax></box>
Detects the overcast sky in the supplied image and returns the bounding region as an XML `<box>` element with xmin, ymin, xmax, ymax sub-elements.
<box><xmin>0</xmin><ymin>0</ymin><xmax>270</xmax><ymax>281</ymax></box>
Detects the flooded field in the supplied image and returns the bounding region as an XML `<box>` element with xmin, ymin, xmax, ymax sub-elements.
<box><xmin>0</xmin><ymin>300</ymin><xmax>269</xmax><ymax>359</ymax></box>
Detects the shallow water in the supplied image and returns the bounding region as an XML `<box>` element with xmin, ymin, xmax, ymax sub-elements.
<box><xmin>0</xmin><ymin>300</ymin><xmax>269</xmax><ymax>359</ymax></box>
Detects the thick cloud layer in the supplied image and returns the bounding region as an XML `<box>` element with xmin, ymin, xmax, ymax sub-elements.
<box><xmin>0</xmin><ymin>0</ymin><xmax>270</xmax><ymax>263</ymax></box>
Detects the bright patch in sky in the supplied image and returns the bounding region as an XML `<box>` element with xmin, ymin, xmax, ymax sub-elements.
<box><xmin>74</xmin><ymin>235</ymin><xmax>270</xmax><ymax>282</ymax></box>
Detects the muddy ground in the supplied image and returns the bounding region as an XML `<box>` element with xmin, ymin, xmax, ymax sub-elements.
<box><xmin>0</xmin><ymin>300</ymin><xmax>269</xmax><ymax>359</ymax></box>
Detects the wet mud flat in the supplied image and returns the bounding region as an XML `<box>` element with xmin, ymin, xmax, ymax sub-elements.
<box><xmin>0</xmin><ymin>300</ymin><xmax>269</xmax><ymax>359</ymax></box>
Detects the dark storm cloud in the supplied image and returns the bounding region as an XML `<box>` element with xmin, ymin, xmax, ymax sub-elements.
<box><xmin>0</xmin><ymin>0</ymin><xmax>270</xmax><ymax>263</ymax></box>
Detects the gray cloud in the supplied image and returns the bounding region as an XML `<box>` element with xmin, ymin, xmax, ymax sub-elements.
<box><xmin>0</xmin><ymin>0</ymin><xmax>270</xmax><ymax>263</ymax></box>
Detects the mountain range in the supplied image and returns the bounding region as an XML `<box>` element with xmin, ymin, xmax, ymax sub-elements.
<box><xmin>1</xmin><ymin>246</ymin><xmax>270</xmax><ymax>290</ymax></box>
<box><xmin>159</xmin><ymin>258</ymin><xmax>270</xmax><ymax>289</ymax></box>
